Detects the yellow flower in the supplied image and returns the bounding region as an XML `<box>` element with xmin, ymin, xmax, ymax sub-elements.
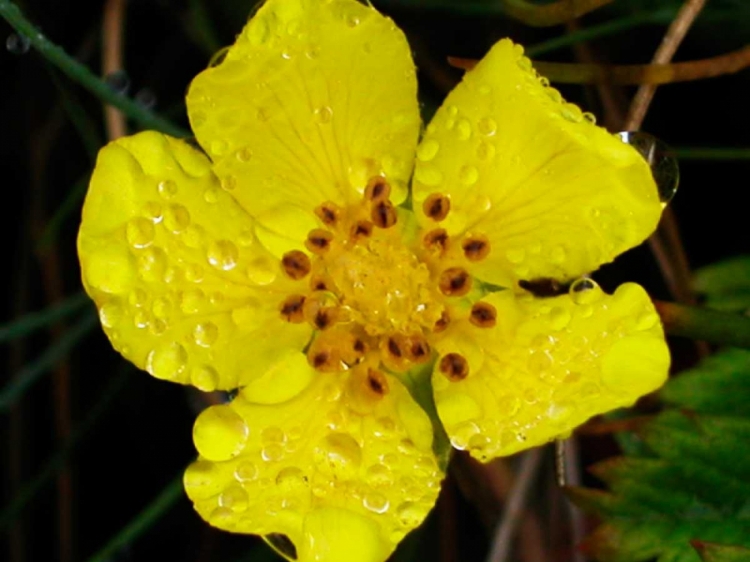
<box><xmin>77</xmin><ymin>0</ymin><xmax>670</xmax><ymax>560</ymax></box>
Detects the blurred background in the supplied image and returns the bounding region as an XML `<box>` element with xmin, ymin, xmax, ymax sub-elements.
<box><xmin>1</xmin><ymin>0</ymin><xmax>749</xmax><ymax>561</ymax></box>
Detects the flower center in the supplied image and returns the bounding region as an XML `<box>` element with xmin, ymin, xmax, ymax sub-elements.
<box><xmin>277</xmin><ymin>177</ymin><xmax>492</xmax><ymax>379</ymax></box>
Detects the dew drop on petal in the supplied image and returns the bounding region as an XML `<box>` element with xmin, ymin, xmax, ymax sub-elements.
<box><xmin>618</xmin><ymin>131</ymin><xmax>679</xmax><ymax>205</ymax></box>
<box><xmin>99</xmin><ymin>301</ymin><xmax>123</xmax><ymax>328</ymax></box>
<box><xmin>146</xmin><ymin>342</ymin><xmax>187</xmax><ymax>381</ymax></box>
<box><xmin>220</xmin><ymin>484</ymin><xmax>249</xmax><ymax>512</ymax></box>
<box><xmin>416</xmin><ymin>139</ymin><xmax>440</xmax><ymax>162</ymax></box>
<box><xmin>477</xmin><ymin>117</ymin><xmax>497</xmax><ymax>136</ymax></box>
<box><xmin>207</xmin><ymin>240</ymin><xmax>239</xmax><ymax>271</ymax></box>
<box><xmin>235</xmin><ymin>462</ymin><xmax>258</xmax><ymax>482</ymax></box>
<box><xmin>396</xmin><ymin>502</ymin><xmax>425</xmax><ymax>528</ymax></box>
<box><xmin>193</xmin><ymin>404</ymin><xmax>248</xmax><ymax>461</ymax></box>
<box><xmin>163</xmin><ymin>204</ymin><xmax>191</xmax><ymax>233</ymax></box>
<box><xmin>157</xmin><ymin>180</ymin><xmax>177</xmax><ymax>199</ymax></box>
<box><xmin>314</xmin><ymin>106</ymin><xmax>333</xmax><ymax>124</ymax></box>
<box><xmin>316</xmin><ymin>432</ymin><xmax>362</xmax><ymax>476</ymax></box>
<box><xmin>193</xmin><ymin>322</ymin><xmax>219</xmax><ymax>347</ymax></box>
<box><xmin>363</xmin><ymin>492</ymin><xmax>390</xmax><ymax>514</ymax></box>
<box><xmin>459</xmin><ymin>165</ymin><xmax>479</xmax><ymax>186</ymax></box>
<box><xmin>569</xmin><ymin>277</ymin><xmax>602</xmax><ymax>305</ymax></box>
<box><xmin>456</xmin><ymin>119</ymin><xmax>472</xmax><ymax>140</ymax></box>
<box><xmin>191</xmin><ymin>365</ymin><xmax>218</xmax><ymax>391</ymax></box>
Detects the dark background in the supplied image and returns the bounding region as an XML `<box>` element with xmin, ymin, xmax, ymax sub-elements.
<box><xmin>1</xmin><ymin>0</ymin><xmax>748</xmax><ymax>561</ymax></box>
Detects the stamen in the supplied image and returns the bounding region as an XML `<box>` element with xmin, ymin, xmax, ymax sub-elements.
<box><xmin>470</xmin><ymin>302</ymin><xmax>497</xmax><ymax>328</ymax></box>
<box><xmin>518</xmin><ymin>278</ymin><xmax>564</xmax><ymax>297</ymax></box>
<box><xmin>439</xmin><ymin>267</ymin><xmax>472</xmax><ymax>297</ymax></box>
<box><xmin>364</xmin><ymin>177</ymin><xmax>391</xmax><ymax>202</ymax></box>
<box><xmin>423</xmin><ymin>228</ymin><xmax>449</xmax><ymax>255</ymax></box>
<box><xmin>422</xmin><ymin>193</ymin><xmax>450</xmax><ymax>221</ymax></box>
<box><xmin>279</xmin><ymin>295</ymin><xmax>306</xmax><ymax>323</ymax></box>
<box><xmin>387</xmin><ymin>336</ymin><xmax>402</xmax><ymax>358</ymax></box>
<box><xmin>350</xmin><ymin>220</ymin><xmax>374</xmax><ymax>241</ymax></box>
<box><xmin>281</xmin><ymin>250</ymin><xmax>311</xmax><ymax>280</ymax></box>
<box><xmin>405</xmin><ymin>335</ymin><xmax>431</xmax><ymax>363</ymax></box>
<box><xmin>314</xmin><ymin>201</ymin><xmax>341</xmax><ymax>227</ymax></box>
<box><xmin>305</xmin><ymin>229</ymin><xmax>334</xmax><ymax>254</ymax></box>
<box><xmin>433</xmin><ymin>309</ymin><xmax>450</xmax><ymax>333</ymax></box>
<box><xmin>371</xmin><ymin>200</ymin><xmax>398</xmax><ymax>229</ymax></box>
<box><xmin>309</xmin><ymin>273</ymin><xmax>335</xmax><ymax>293</ymax></box>
<box><xmin>306</xmin><ymin>338</ymin><xmax>343</xmax><ymax>372</ymax></box>
<box><xmin>439</xmin><ymin>353</ymin><xmax>469</xmax><ymax>381</ymax></box>
<box><xmin>462</xmin><ymin>235</ymin><xmax>490</xmax><ymax>261</ymax></box>
<box><xmin>366</xmin><ymin>369</ymin><xmax>389</xmax><ymax>396</ymax></box>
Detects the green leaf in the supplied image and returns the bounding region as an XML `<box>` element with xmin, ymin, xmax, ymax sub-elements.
<box><xmin>694</xmin><ymin>256</ymin><xmax>750</xmax><ymax>314</ymax></box>
<box><xmin>570</xmin><ymin>349</ymin><xmax>750</xmax><ymax>562</ymax></box>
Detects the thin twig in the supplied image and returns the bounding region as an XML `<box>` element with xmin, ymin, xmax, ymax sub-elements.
<box><xmin>102</xmin><ymin>0</ymin><xmax>128</xmax><ymax>139</ymax></box>
<box><xmin>563</xmin><ymin>438</ymin><xmax>586</xmax><ymax>562</ymax></box>
<box><xmin>486</xmin><ymin>449</ymin><xmax>544</xmax><ymax>562</ymax></box>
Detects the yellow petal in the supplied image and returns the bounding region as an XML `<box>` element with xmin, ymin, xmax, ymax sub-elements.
<box><xmin>78</xmin><ymin>131</ymin><xmax>311</xmax><ymax>390</ymax></box>
<box><xmin>413</xmin><ymin>39</ymin><xmax>662</xmax><ymax>287</ymax></box>
<box><xmin>185</xmin><ymin>369</ymin><xmax>443</xmax><ymax>561</ymax></box>
<box><xmin>187</xmin><ymin>0</ymin><xmax>420</xmax><ymax>251</ymax></box>
<box><xmin>432</xmin><ymin>283</ymin><xmax>669</xmax><ymax>460</ymax></box>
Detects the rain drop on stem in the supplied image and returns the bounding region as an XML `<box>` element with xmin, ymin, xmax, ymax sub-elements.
<box><xmin>105</xmin><ymin>70</ymin><xmax>131</xmax><ymax>95</ymax></box>
<box><xmin>135</xmin><ymin>88</ymin><xmax>157</xmax><ymax>110</ymax></box>
<box><xmin>6</xmin><ymin>33</ymin><xmax>31</xmax><ymax>55</ymax></box>
<box><xmin>618</xmin><ymin>131</ymin><xmax>679</xmax><ymax>206</ymax></box>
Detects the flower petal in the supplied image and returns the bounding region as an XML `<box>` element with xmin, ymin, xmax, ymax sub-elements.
<box><xmin>78</xmin><ymin>131</ymin><xmax>311</xmax><ymax>390</ymax></box>
<box><xmin>187</xmin><ymin>0</ymin><xmax>420</xmax><ymax>252</ymax></box>
<box><xmin>432</xmin><ymin>283</ymin><xmax>669</xmax><ymax>460</ymax></box>
<box><xmin>412</xmin><ymin>39</ymin><xmax>662</xmax><ymax>287</ymax></box>
<box><xmin>185</xmin><ymin>369</ymin><xmax>442</xmax><ymax>561</ymax></box>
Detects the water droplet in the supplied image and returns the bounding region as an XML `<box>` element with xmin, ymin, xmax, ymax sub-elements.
<box><xmin>182</xmin><ymin>225</ymin><xmax>205</xmax><ymax>249</ymax></box>
<box><xmin>414</xmin><ymin>165</ymin><xmax>443</xmax><ymax>186</ymax></box>
<box><xmin>105</xmin><ymin>70</ymin><xmax>130</xmax><ymax>94</ymax></box>
<box><xmin>261</xmin><ymin>426</ymin><xmax>286</xmax><ymax>445</ymax></box>
<box><xmin>456</xmin><ymin>119</ymin><xmax>472</xmax><ymax>141</ymax></box>
<box><xmin>180</xmin><ymin>288</ymin><xmax>205</xmax><ymax>313</ymax></box>
<box><xmin>6</xmin><ymin>33</ymin><xmax>30</xmax><ymax>55</ymax></box>
<box><xmin>477</xmin><ymin>117</ymin><xmax>497</xmax><ymax>136</ymax></box>
<box><xmin>191</xmin><ymin>365</ymin><xmax>218</xmax><ymax>391</ymax></box>
<box><xmin>560</xmin><ymin>103</ymin><xmax>583</xmax><ymax>123</ymax></box>
<box><xmin>203</xmin><ymin>188</ymin><xmax>219</xmax><ymax>203</ymax></box>
<box><xmin>137</xmin><ymin>247</ymin><xmax>167</xmax><ymax>281</ymax></box>
<box><xmin>446</xmin><ymin>105</ymin><xmax>458</xmax><ymax>117</ymax></box>
<box><xmin>157</xmin><ymin>180</ymin><xmax>177</xmax><ymax>199</ymax></box>
<box><xmin>363</xmin><ymin>493</ymin><xmax>389</xmax><ymax>514</ymax></box>
<box><xmin>459</xmin><ymin>165</ymin><xmax>479</xmax><ymax>186</ymax></box>
<box><xmin>549</xmin><ymin>307</ymin><xmax>571</xmax><ymax>330</ymax></box>
<box><xmin>143</xmin><ymin>201</ymin><xmax>163</xmax><ymax>222</ymax></box>
<box><xmin>396</xmin><ymin>502</ymin><xmax>425</xmax><ymax>528</ymax></box>
<box><xmin>210</xmin><ymin>139</ymin><xmax>228</xmax><ymax>157</ymax></box>
<box><xmin>135</xmin><ymin>88</ymin><xmax>157</xmax><ymax>110</ymax></box>
<box><xmin>636</xmin><ymin>311</ymin><xmax>658</xmax><ymax>331</ymax></box>
<box><xmin>163</xmin><ymin>204</ymin><xmax>190</xmax><ymax>233</ymax></box>
<box><xmin>365</xmin><ymin>463</ymin><xmax>392</xmax><ymax>487</ymax></box>
<box><xmin>193</xmin><ymin>322</ymin><xmax>219</xmax><ymax>347</ymax></box>
<box><xmin>99</xmin><ymin>301</ymin><xmax>123</xmax><ymax>328</ymax></box>
<box><xmin>261</xmin><ymin>444</ymin><xmax>284</xmax><ymax>462</ymax></box>
<box><xmin>516</xmin><ymin>56</ymin><xmax>532</xmax><ymax>72</ymax></box>
<box><xmin>314</xmin><ymin>106</ymin><xmax>333</xmax><ymax>124</ymax></box>
<box><xmin>184</xmin><ymin>460</ymin><xmax>223</xmax><ymax>499</ymax></box>
<box><xmin>235</xmin><ymin>147</ymin><xmax>253</xmax><ymax>162</ymax></box>
<box><xmin>220</xmin><ymin>485</ymin><xmax>249</xmax><ymax>512</ymax></box>
<box><xmin>133</xmin><ymin>310</ymin><xmax>149</xmax><ymax>329</ymax></box>
<box><xmin>208</xmin><ymin>46</ymin><xmax>230</xmax><ymax>68</ymax></box>
<box><xmin>569</xmin><ymin>278</ymin><xmax>602</xmax><ymax>305</ymax></box>
<box><xmin>476</xmin><ymin>142</ymin><xmax>496</xmax><ymax>161</ymax></box>
<box><xmin>125</xmin><ymin>217</ymin><xmax>155</xmax><ymax>248</ymax></box>
<box><xmin>450</xmin><ymin>421</ymin><xmax>480</xmax><ymax>450</ymax></box>
<box><xmin>235</xmin><ymin>462</ymin><xmax>258</xmax><ymax>482</ymax></box>
<box><xmin>207</xmin><ymin>240</ymin><xmax>239</xmax><ymax>271</ymax></box>
<box><xmin>193</xmin><ymin>404</ymin><xmax>248</xmax><ymax>461</ymax></box>
<box><xmin>221</xmin><ymin>175</ymin><xmax>236</xmax><ymax>191</ymax></box>
<box><xmin>583</xmin><ymin>112</ymin><xmax>596</xmax><ymax>125</ymax></box>
<box><xmin>528</xmin><ymin>350</ymin><xmax>553</xmax><ymax>376</ymax></box>
<box><xmin>316</xmin><ymin>433</ymin><xmax>362</xmax><ymax>475</ymax></box>
<box><xmin>617</xmin><ymin>131</ymin><xmax>679</xmax><ymax>205</ymax></box>
<box><xmin>246</xmin><ymin>258</ymin><xmax>276</xmax><ymax>285</ymax></box>
<box><xmin>238</xmin><ymin>230</ymin><xmax>254</xmax><ymax>247</ymax></box>
<box><xmin>146</xmin><ymin>342</ymin><xmax>187</xmax><ymax>381</ymax></box>
<box><xmin>346</xmin><ymin>14</ymin><xmax>361</xmax><ymax>27</ymax></box>
<box><xmin>275</xmin><ymin>467</ymin><xmax>306</xmax><ymax>489</ymax></box>
<box><xmin>416</xmin><ymin>139</ymin><xmax>440</xmax><ymax>162</ymax></box>
<box><xmin>152</xmin><ymin>297</ymin><xmax>172</xmax><ymax>319</ymax></box>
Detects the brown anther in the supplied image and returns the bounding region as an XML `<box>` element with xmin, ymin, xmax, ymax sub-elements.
<box><xmin>406</xmin><ymin>336</ymin><xmax>431</xmax><ymax>364</ymax></box>
<box><xmin>470</xmin><ymin>302</ymin><xmax>497</xmax><ymax>328</ymax></box>
<box><xmin>353</xmin><ymin>338</ymin><xmax>366</xmax><ymax>354</ymax></box>
<box><xmin>439</xmin><ymin>353</ymin><xmax>469</xmax><ymax>381</ymax></box>
<box><xmin>371</xmin><ymin>200</ymin><xmax>398</xmax><ymax>229</ymax></box>
<box><xmin>366</xmin><ymin>369</ymin><xmax>389</xmax><ymax>396</ymax></box>
<box><xmin>350</xmin><ymin>220</ymin><xmax>374</xmax><ymax>241</ymax></box>
<box><xmin>439</xmin><ymin>267</ymin><xmax>472</xmax><ymax>297</ymax></box>
<box><xmin>313</xmin><ymin>308</ymin><xmax>337</xmax><ymax>330</ymax></box>
<box><xmin>387</xmin><ymin>337</ymin><xmax>403</xmax><ymax>358</ymax></box>
<box><xmin>314</xmin><ymin>201</ymin><xmax>341</xmax><ymax>226</ymax></box>
<box><xmin>462</xmin><ymin>235</ymin><xmax>490</xmax><ymax>262</ymax></box>
<box><xmin>309</xmin><ymin>274</ymin><xmax>331</xmax><ymax>292</ymax></box>
<box><xmin>422</xmin><ymin>193</ymin><xmax>451</xmax><ymax>221</ymax></box>
<box><xmin>305</xmin><ymin>229</ymin><xmax>334</xmax><ymax>254</ymax></box>
<box><xmin>364</xmin><ymin>176</ymin><xmax>391</xmax><ymax>202</ymax></box>
<box><xmin>434</xmin><ymin>309</ymin><xmax>450</xmax><ymax>333</ymax></box>
<box><xmin>311</xmin><ymin>351</ymin><xmax>331</xmax><ymax>369</ymax></box>
<box><xmin>279</xmin><ymin>295</ymin><xmax>306</xmax><ymax>323</ymax></box>
<box><xmin>306</xmin><ymin>341</ymin><xmax>342</xmax><ymax>372</ymax></box>
<box><xmin>518</xmin><ymin>278</ymin><xmax>564</xmax><ymax>297</ymax></box>
<box><xmin>423</xmin><ymin>228</ymin><xmax>449</xmax><ymax>254</ymax></box>
<box><xmin>281</xmin><ymin>250</ymin><xmax>311</xmax><ymax>280</ymax></box>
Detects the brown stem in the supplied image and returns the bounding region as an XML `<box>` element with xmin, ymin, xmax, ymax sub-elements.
<box><xmin>102</xmin><ymin>0</ymin><xmax>128</xmax><ymax>139</ymax></box>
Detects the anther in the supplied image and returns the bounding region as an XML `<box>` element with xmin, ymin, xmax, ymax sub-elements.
<box><xmin>439</xmin><ymin>353</ymin><xmax>469</xmax><ymax>381</ymax></box>
<box><xmin>312</xmin><ymin>308</ymin><xmax>337</xmax><ymax>330</ymax></box>
<box><xmin>518</xmin><ymin>278</ymin><xmax>564</xmax><ymax>297</ymax></box>
<box><xmin>309</xmin><ymin>274</ymin><xmax>332</xmax><ymax>292</ymax></box>
<box><xmin>350</xmin><ymin>220</ymin><xmax>374</xmax><ymax>241</ymax></box>
<box><xmin>306</xmin><ymin>341</ymin><xmax>342</xmax><ymax>372</ymax></box>
<box><xmin>434</xmin><ymin>309</ymin><xmax>450</xmax><ymax>333</ymax></box>
<box><xmin>371</xmin><ymin>200</ymin><xmax>398</xmax><ymax>229</ymax></box>
<box><xmin>281</xmin><ymin>250</ymin><xmax>311</xmax><ymax>280</ymax></box>
<box><xmin>423</xmin><ymin>228</ymin><xmax>449</xmax><ymax>255</ymax></box>
<box><xmin>406</xmin><ymin>336</ymin><xmax>431</xmax><ymax>364</ymax></box>
<box><xmin>305</xmin><ymin>229</ymin><xmax>334</xmax><ymax>254</ymax></box>
<box><xmin>279</xmin><ymin>295</ymin><xmax>306</xmax><ymax>323</ymax></box>
<box><xmin>462</xmin><ymin>235</ymin><xmax>490</xmax><ymax>262</ymax></box>
<box><xmin>366</xmin><ymin>369</ymin><xmax>389</xmax><ymax>396</ymax></box>
<box><xmin>470</xmin><ymin>302</ymin><xmax>497</xmax><ymax>328</ymax></box>
<box><xmin>423</xmin><ymin>193</ymin><xmax>450</xmax><ymax>221</ymax></box>
<box><xmin>387</xmin><ymin>337</ymin><xmax>402</xmax><ymax>358</ymax></box>
<box><xmin>364</xmin><ymin>177</ymin><xmax>391</xmax><ymax>202</ymax></box>
<box><xmin>314</xmin><ymin>201</ymin><xmax>341</xmax><ymax>227</ymax></box>
<box><xmin>439</xmin><ymin>267</ymin><xmax>472</xmax><ymax>297</ymax></box>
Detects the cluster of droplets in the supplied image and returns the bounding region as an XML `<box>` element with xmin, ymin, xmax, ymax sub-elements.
<box><xmin>185</xmin><ymin>375</ymin><xmax>441</xmax><ymax>546</ymax></box>
<box><xmin>434</xmin><ymin>279</ymin><xmax>661</xmax><ymax>461</ymax></box>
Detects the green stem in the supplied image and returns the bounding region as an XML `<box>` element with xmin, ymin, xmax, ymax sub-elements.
<box><xmin>0</xmin><ymin>292</ymin><xmax>90</xmax><ymax>343</ymax></box>
<box><xmin>0</xmin><ymin>310</ymin><xmax>97</xmax><ymax>412</ymax></box>
<box><xmin>675</xmin><ymin>147</ymin><xmax>750</xmax><ymax>160</ymax></box>
<box><xmin>85</xmin><ymin>473</ymin><xmax>184</xmax><ymax>562</ymax></box>
<box><xmin>0</xmin><ymin>0</ymin><xmax>188</xmax><ymax>137</ymax></box>
<box><xmin>655</xmin><ymin>301</ymin><xmax>750</xmax><ymax>349</ymax></box>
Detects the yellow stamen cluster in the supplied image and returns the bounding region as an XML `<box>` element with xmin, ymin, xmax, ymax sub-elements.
<box><xmin>277</xmin><ymin>181</ymin><xmax>495</xmax><ymax>384</ymax></box>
